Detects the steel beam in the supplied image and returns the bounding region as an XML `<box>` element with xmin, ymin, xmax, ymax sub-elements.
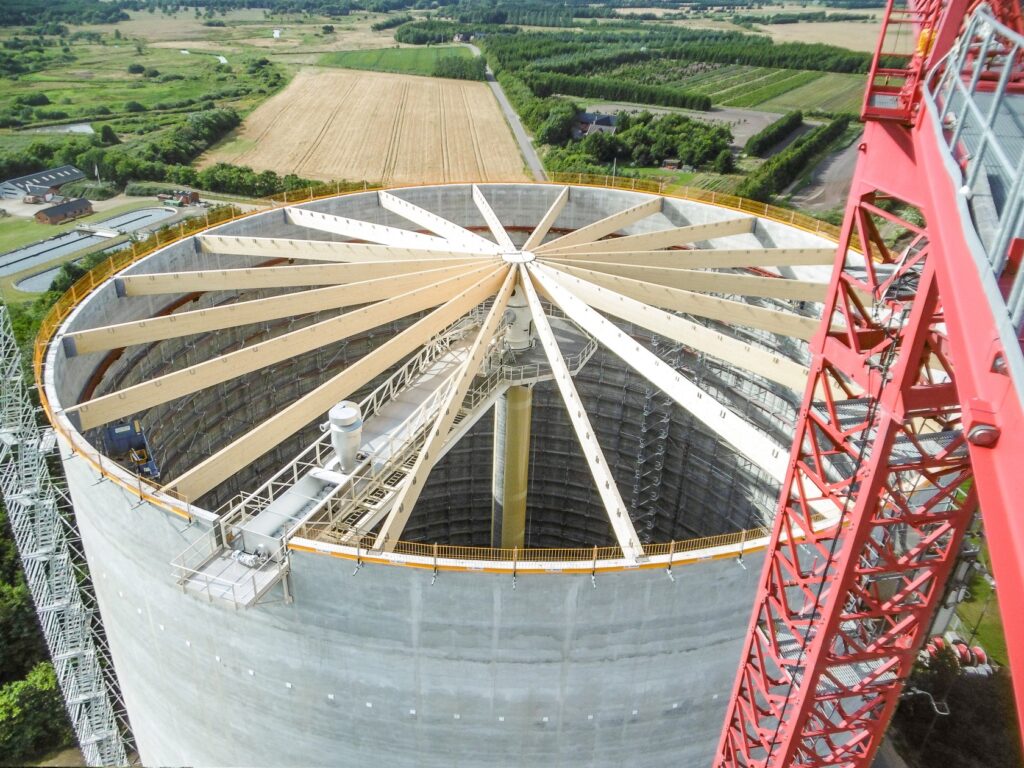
<box><xmin>379</xmin><ymin>190</ymin><xmax>502</xmax><ymax>252</ymax></box>
<box><xmin>65</xmin><ymin>264</ymin><xmax>481</xmax><ymax>355</ymax></box>
<box><xmin>522</xmin><ymin>186</ymin><xmax>569</xmax><ymax>251</ymax></box>
<box><xmin>164</xmin><ymin>267</ymin><xmax>507</xmax><ymax>501</ymax></box>
<box><xmin>530</xmin><ymin>264</ymin><xmax>788</xmax><ymax>482</ymax></box>
<box><xmin>539</xmin><ymin>217</ymin><xmax>754</xmax><ymax>255</ymax></box>
<box><xmin>519</xmin><ymin>267</ymin><xmax>645</xmax><ymax>563</ymax></box>
<box><xmin>373</xmin><ymin>269</ymin><xmax>517</xmax><ymax>549</ymax></box>
<box><xmin>66</xmin><ymin>267</ymin><xmax>497</xmax><ymax>431</ymax></box>
<box><xmin>542</xmin><ymin>265</ymin><xmax>809</xmax><ymax>389</ymax></box>
<box><xmin>118</xmin><ymin>260</ymin><xmax>478</xmax><ymax>295</ymax></box>
<box><xmin>548</xmin><ymin>263</ymin><xmax>819</xmax><ymax>341</ymax></box>
<box><xmin>533</xmin><ymin>196</ymin><xmax>662</xmax><ymax>253</ymax></box>
<box><xmin>198</xmin><ymin>234</ymin><xmax>485</xmax><ymax>262</ymax></box>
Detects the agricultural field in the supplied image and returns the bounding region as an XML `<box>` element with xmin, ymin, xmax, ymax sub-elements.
<box><xmin>319</xmin><ymin>46</ymin><xmax>472</xmax><ymax>77</ymax></box>
<box><xmin>753</xmin><ymin>20</ymin><xmax>884</xmax><ymax>53</ymax></box>
<box><xmin>599</xmin><ymin>61</ymin><xmax>861</xmax><ymax>112</ymax></box>
<box><xmin>757</xmin><ymin>72</ymin><xmax>867</xmax><ymax>115</ymax></box>
<box><xmin>203</xmin><ymin>68</ymin><xmax>528</xmax><ymax>185</ymax></box>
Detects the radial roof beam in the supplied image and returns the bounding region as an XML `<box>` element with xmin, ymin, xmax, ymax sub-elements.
<box><xmin>163</xmin><ymin>266</ymin><xmax>508</xmax><ymax>501</ymax></box>
<box><xmin>533</xmin><ymin>196</ymin><xmax>662</xmax><ymax>253</ymax></box>
<box><xmin>65</xmin><ymin>267</ymin><xmax>500</xmax><ymax>432</ymax></box>
<box><xmin>550</xmin><ymin>261</ymin><xmax>829</xmax><ymax>302</ymax></box>
<box><xmin>519</xmin><ymin>267</ymin><xmax>645</xmax><ymax>564</ymax></box>
<box><xmin>529</xmin><ymin>264</ymin><xmax>788</xmax><ymax>482</ymax></box>
<box><xmin>471</xmin><ymin>185</ymin><xmax>516</xmax><ymax>251</ymax></box>
<box><xmin>548</xmin><ymin>263</ymin><xmax>819</xmax><ymax>341</ymax></box>
<box><xmin>286</xmin><ymin>207</ymin><xmax>487</xmax><ymax>254</ymax></box>
<box><xmin>539</xmin><ymin>217</ymin><xmax>754</xmax><ymax>255</ymax></box>
<box><xmin>522</xmin><ymin>186</ymin><xmax>569</xmax><ymax>251</ymax></box>
<box><xmin>378</xmin><ymin>190</ymin><xmax>502</xmax><ymax>253</ymax></box>
<box><xmin>546</xmin><ymin>246</ymin><xmax>836</xmax><ymax>269</ymax></box>
<box><xmin>198</xmin><ymin>234</ymin><xmax>483</xmax><ymax>263</ymax></box>
<box><xmin>541</xmin><ymin>264</ymin><xmax>809</xmax><ymax>390</ymax></box>
<box><xmin>117</xmin><ymin>259</ymin><xmax>478</xmax><ymax>296</ymax></box>
<box><xmin>373</xmin><ymin>268</ymin><xmax>518</xmax><ymax>550</ymax></box>
<box><xmin>64</xmin><ymin>263</ymin><xmax>483</xmax><ymax>356</ymax></box>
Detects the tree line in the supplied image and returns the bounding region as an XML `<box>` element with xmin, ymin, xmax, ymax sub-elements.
<box><xmin>521</xmin><ymin>71</ymin><xmax>712</xmax><ymax>111</ymax></box>
<box><xmin>737</xmin><ymin>115</ymin><xmax>851</xmax><ymax>201</ymax></box>
<box><xmin>745</xmin><ymin>111</ymin><xmax>803</xmax><ymax>157</ymax></box>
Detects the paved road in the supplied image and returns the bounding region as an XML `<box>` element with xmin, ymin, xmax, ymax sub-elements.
<box><xmin>465</xmin><ymin>44</ymin><xmax>546</xmax><ymax>181</ymax></box>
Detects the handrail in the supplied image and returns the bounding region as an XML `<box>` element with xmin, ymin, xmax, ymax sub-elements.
<box><xmin>31</xmin><ymin>180</ymin><xmax>835</xmax><ymax>569</ymax></box>
<box><xmin>924</xmin><ymin>4</ymin><xmax>1024</xmax><ymax>327</ymax></box>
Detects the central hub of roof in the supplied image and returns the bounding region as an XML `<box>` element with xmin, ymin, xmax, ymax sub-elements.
<box><xmin>501</xmin><ymin>250</ymin><xmax>535</xmax><ymax>264</ymax></box>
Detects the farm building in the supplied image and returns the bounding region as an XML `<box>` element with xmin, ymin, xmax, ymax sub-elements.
<box><xmin>572</xmin><ymin>112</ymin><xmax>617</xmax><ymax>139</ymax></box>
<box><xmin>35</xmin><ymin>198</ymin><xmax>93</xmax><ymax>225</ymax></box>
<box><xmin>0</xmin><ymin>165</ymin><xmax>85</xmax><ymax>199</ymax></box>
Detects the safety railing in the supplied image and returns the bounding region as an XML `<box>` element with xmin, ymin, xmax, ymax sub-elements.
<box><xmin>925</xmin><ymin>4</ymin><xmax>1024</xmax><ymax>328</ymax></box>
<box><xmin>31</xmin><ymin>178</ymin><xmax>823</xmax><ymax>570</ymax></box>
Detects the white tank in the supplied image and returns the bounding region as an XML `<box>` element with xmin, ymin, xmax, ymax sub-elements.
<box><xmin>505</xmin><ymin>286</ymin><xmax>533</xmax><ymax>350</ymax></box>
<box><xmin>329</xmin><ymin>401</ymin><xmax>363</xmax><ymax>473</ymax></box>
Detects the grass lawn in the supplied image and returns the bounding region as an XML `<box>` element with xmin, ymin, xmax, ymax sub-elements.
<box><xmin>957</xmin><ymin>544</ymin><xmax>1009</xmax><ymax>665</ymax></box>
<box><xmin>0</xmin><ymin>200</ymin><xmax>156</xmax><ymax>257</ymax></box>
<box><xmin>318</xmin><ymin>45</ymin><xmax>472</xmax><ymax>77</ymax></box>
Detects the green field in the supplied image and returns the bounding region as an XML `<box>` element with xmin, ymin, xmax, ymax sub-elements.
<box><xmin>318</xmin><ymin>45</ymin><xmax>473</xmax><ymax>77</ymax></box>
<box><xmin>757</xmin><ymin>72</ymin><xmax>866</xmax><ymax>114</ymax></box>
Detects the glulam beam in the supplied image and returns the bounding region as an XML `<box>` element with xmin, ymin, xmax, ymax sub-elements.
<box><xmin>540</xmin><ymin>217</ymin><xmax>754</xmax><ymax>255</ymax></box>
<box><xmin>522</xmin><ymin>186</ymin><xmax>569</xmax><ymax>251</ymax></box>
<box><xmin>64</xmin><ymin>264</ymin><xmax>480</xmax><ymax>356</ymax></box>
<box><xmin>471</xmin><ymin>185</ymin><xmax>516</xmax><ymax>251</ymax></box>
<box><xmin>548</xmin><ymin>261</ymin><xmax>829</xmax><ymax>301</ymax></box>
<box><xmin>117</xmin><ymin>259</ymin><xmax>477</xmax><ymax>295</ymax></box>
<box><xmin>379</xmin><ymin>190</ymin><xmax>501</xmax><ymax>253</ymax></box>
<box><xmin>373</xmin><ymin>268</ymin><xmax>518</xmax><ymax>550</ymax></box>
<box><xmin>541</xmin><ymin>265</ymin><xmax>809</xmax><ymax>390</ymax></box>
<box><xmin>549</xmin><ymin>263</ymin><xmax>819</xmax><ymax>341</ymax></box>
<box><xmin>198</xmin><ymin>234</ymin><xmax>482</xmax><ymax>262</ymax></box>
<box><xmin>533</xmin><ymin>197</ymin><xmax>662</xmax><ymax>253</ymax></box>
<box><xmin>286</xmin><ymin>207</ymin><xmax>487</xmax><ymax>254</ymax></box>
<box><xmin>66</xmin><ymin>267</ymin><xmax>498</xmax><ymax>431</ymax></box>
<box><xmin>545</xmin><ymin>246</ymin><xmax>836</xmax><ymax>269</ymax></box>
<box><xmin>519</xmin><ymin>267</ymin><xmax>644</xmax><ymax>564</ymax></box>
<box><xmin>529</xmin><ymin>264</ymin><xmax>788</xmax><ymax>482</ymax></box>
<box><xmin>163</xmin><ymin>267</ymin><xmax>508</xmax><ymax>501</ymax></box>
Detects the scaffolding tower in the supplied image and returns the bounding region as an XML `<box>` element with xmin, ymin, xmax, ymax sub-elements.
<box><xmin>0</xmin><ymin>304</ymin><xmax>129</xmax><ymax>767</ymax></box>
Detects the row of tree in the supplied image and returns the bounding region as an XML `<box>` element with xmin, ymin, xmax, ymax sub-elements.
<box><xmin>522</xmin><ymin>70</ymin><xmax>712</xmax><ymax>111</ymax></box>
<box><xmin>737</xmin><ymin>115</ymin><xmax>850</xmax><ymax>201</ymax></box>
<box><xmin>744</xmin><ymin>110</ymin><xmax>803</xmax><ymax>157</ymax></box>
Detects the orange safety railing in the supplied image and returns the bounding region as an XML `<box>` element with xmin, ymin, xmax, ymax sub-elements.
<box><xmin>28</xmin><ymin>178</ymin><xmax>839</xmax><ymax>565</ymax></box>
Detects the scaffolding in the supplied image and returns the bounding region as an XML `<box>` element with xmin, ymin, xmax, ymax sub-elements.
<box><xmin>0</xmin><ymin>304</ymin><xmax>129</xmax><ymax>767</ymax></box>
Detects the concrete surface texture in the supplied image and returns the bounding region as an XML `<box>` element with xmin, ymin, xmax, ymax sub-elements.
<box><xmin>44</xmin><ymin>184</ymin><xmax>838</xmax><ymax>766</ymax></box>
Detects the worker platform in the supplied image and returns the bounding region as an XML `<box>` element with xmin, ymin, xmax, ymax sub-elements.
<box><xmin>171</xmin><ymin>308</ymin><xmax>595</xmax><ymax>607</ymax></box>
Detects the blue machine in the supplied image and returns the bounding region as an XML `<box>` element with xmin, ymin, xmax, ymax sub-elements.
<box><xmin>103</xmin><ymin>420</ymin><xmax>160</xmax><ymax>479</ymax></box>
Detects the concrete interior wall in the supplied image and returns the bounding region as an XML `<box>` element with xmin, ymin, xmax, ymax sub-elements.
<box><xmin>56</xmin><ymin>184</ymin><xmax>823</xmax><ymax>545</ymax></box>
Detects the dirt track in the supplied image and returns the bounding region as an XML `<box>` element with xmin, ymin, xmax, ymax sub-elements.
<box><xmin>204</xmin><ymin>68</ymin><xmax>528</xmax><ymax>185</ymax></box>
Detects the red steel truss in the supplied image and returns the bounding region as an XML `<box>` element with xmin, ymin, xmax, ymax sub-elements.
<box><xmin>716</xmin><ymin>0</ymin><xmax>1024</xmax><ymax>765</ymax></box>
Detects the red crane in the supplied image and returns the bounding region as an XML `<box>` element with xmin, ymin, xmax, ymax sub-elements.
<box><xmin>716</xmin><ymin>0</ymin><xmax>1024</xmax><ymax>765</ymax></box>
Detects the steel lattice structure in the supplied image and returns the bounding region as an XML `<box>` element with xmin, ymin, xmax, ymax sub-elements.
<box><xmin>0</xmin><ymin>306</ymin><xmax>129</xmax><ymax>767</ymax></box>
<box><xmin>717</xmin><ymin>0</ymin><xmax>1024</xmax><ymax>765</ymax></box>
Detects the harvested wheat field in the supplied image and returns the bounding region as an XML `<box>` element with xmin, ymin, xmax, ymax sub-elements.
<box><xmin>204</xmin><ymin>68</ymin><xmax>528</xmax><ymax>184</ymax></box>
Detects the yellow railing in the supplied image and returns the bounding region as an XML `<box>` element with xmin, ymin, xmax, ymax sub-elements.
<box><xmin>28</xmin><ymin>178</ymin><xmax>829</xmax><ymax>565</ymax></box>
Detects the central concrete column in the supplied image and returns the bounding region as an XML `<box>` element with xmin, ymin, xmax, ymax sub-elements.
<box><xmin>491</xmin><ymin>385</ymin><xmax>532</xmax><ymax>548</ymax></box>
